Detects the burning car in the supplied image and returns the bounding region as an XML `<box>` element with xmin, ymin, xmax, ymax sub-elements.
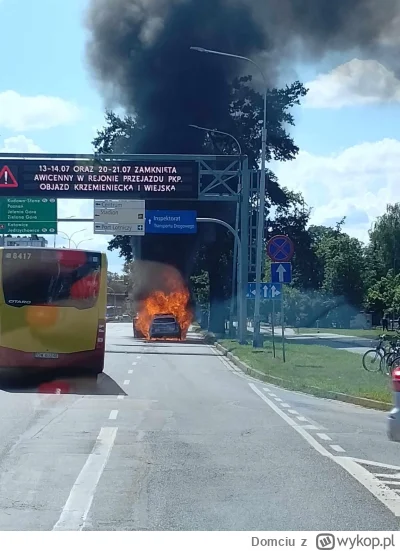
<box><xmin>149</xmin><ymin>313</ymin><xmax>182</xmax><ymax>340</ymax></box>
<box><xmin>129</xmin><ymin>260</ymin><xmax>193</xmax><ymax>341</ymax></box>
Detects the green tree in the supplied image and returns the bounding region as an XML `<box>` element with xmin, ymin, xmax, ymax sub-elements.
<box><xmin>365</xmin><ymin>270</ymin><xmax>399</xmax><ymax>316</ymax></box>
<box><xmin>368</xmin><ymin>204</ymin><xmax>400</xmax><ymax>279</ymax></box>
<box><xmin>318</xmin><ymin>231</ymin><xmax>366</xmax><ymax>308</ymax></box>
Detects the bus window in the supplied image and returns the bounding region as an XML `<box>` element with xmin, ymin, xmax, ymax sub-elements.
<box><xmin>2</xmin><ymin>249</ymin><xmax>102</xmax><ymax>309</ymax></box>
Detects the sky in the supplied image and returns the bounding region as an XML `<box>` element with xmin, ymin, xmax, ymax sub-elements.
<box><xmin>1</xmin><ymin>0</ymin><xmax>400</xmax><ymax>272</ymax></box>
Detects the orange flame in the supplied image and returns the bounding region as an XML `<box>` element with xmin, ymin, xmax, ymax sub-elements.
<box><xmin>136</xmin><ymin>287</ymin><xmax>193</xmax><ymax>340</ymax></box>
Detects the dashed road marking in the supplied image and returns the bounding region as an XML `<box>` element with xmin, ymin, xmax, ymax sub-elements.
<box><xmin>132</xmin><ymin>362</ymin><xmax>137</xmax><ymax>366</ymax></box>
<box><xmin>53</xmin><ymin>427</ymin><xmax>118</xmax><ymax>530</ymax></box>
<box><xmin>136</xmin><ymin>356</ymin><xmax>141</xmax><ymax>359</ymax></box>
<box><xmin>117</xmin><ymin>394</ymin><xmax>124</xmax><ymax>400</ymax></box>
<box><xmin>274</xmin><ymin>397</ymin><xmax>283</xmax><ymax>402</ymax></box>
<box><xmin>248</xmin><ymin>383</ymin><xmax>400</xmax><ymax>517</ymax></box>
<box><xmin>288</xmin><ymin>409</ymin><xmax>299</xmax><ymax>415</ymax></box>
<box><xmin>297</xmin><ymin>416</ymin><xmax>308</xmax><ymax>422</ymax></box>
<box><xmin>302</xmin><ymin>425</ymin><xmax>319</xmax><ymax>430</ymax></box>
<box><xmin>269</xmin><ymin>393</ymin><xmax>277</xmax><ymax>397</ymax></box>
<box><xmin>128</xmin><ymin>369</ymin><xmax>133</xmax><ymax>374</ymax></box>
<box><xmin>317</xmin><ymin>433</ymin><xmax>332</xmax><ymax>441</ymax></box>
<box><xmin>281</xmin><ymin>403</ymin><xmax>291</xmax><ymax>408</ymax></box>
<box><xmin>330</xmin><ymin>444</ymin><xmax>345</xmax><ymax>453</ymax></box>
<box><xmin>109</xmin><ymin>410</ymin><xmax>118</xmax><ymax>420</ymax></box>
<box><xmin>123</xmin><ymin>380</ymin><xmax>130</xmax><ymax>386</ymax></box>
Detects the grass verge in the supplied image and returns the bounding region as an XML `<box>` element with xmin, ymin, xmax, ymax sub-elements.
<box><xmin>218</xmin><ymin>337</ymin><xmax>392</xmax><ymax>405</ymax></box>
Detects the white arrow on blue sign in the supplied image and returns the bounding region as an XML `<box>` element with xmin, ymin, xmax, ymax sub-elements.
<box><xmin>246</xmin><ymin>282</ymin><xmax>282</xmax><ymax>299</ymax></box>
<box><xmin>271</xmin><ymin>262</ymin><xmax>292</xmax><ymax>284</ymax></box>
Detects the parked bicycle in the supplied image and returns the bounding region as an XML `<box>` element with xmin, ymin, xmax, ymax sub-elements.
<box><xmin>362</xmin><ymin>332</ymin><xmax>400</xmax><ymax>375</ymax></box>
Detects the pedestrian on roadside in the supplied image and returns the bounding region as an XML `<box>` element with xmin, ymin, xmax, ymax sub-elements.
<box><xmin>382</xmin><ymin>315</ymin><xmax>389</xmax><ymax>332</ymax></box>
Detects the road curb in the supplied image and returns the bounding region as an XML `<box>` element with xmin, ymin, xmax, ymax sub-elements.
<box><xmin>214</xmin><ymin>342</ymin><xmax>391</xmax><ymax>411</ymax></box>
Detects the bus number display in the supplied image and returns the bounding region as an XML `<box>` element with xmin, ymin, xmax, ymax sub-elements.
<box><xmin>5</xmin><ymin>252</ymin><xmax>32</xmax><ymax>260</ymax></box>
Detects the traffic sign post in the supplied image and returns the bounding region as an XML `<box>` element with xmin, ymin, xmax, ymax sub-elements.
<box><xmin>0</xmin><ymin>197</ymin><xmax>57</xmax><ymax>234</ymax></box>
<box><xmin>281</xmin><ymin>284</ymin><xmax>286</xmax><ymax>362</ymax></box>
<box><xmin>270</xmin><ymin>263</ymin><xmax>291</xmax><ymax>363</ymax></box>
<box><xmin>267</xmin><ymin>236</ymin><xmax>294</xmax><ymax>363</ymax></box>
<box><xmin>145</xmin><ymin>210</ymin><xmax>197</xmax><ymax>234</ymax></box>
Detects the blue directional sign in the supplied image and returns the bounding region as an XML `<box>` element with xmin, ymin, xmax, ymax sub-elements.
<box><xmin>271</xmin><ymin>262</ymin><xmax>292</xmax><ymax>284</ymax></box>
<box><xmin>246</xmin><ymin>282</ymin><xmax>282</xmax><ymax>299</ymax></box>
<box><xmin>267</xmin><ymin>235</ymin><xmax>294</xmax><ymax>262</ymax></box>
<box><xmin>145</xmin><ymin>210</ymin><xmax>197</xmax><ymax>234</ymax></box>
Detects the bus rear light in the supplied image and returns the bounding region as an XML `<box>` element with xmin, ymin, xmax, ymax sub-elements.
<box><xmin>392</xmin><ymin>367</ymin><xmax>400</xmax><ymax>392</ymax></box>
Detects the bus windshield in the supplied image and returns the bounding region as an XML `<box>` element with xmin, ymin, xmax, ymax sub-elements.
<box><xmin>2</xmin><ymin>249</ymin><xmax>102</xmax><ymax>309</ymax></box>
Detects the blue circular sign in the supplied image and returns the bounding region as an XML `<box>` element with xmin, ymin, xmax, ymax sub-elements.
<box><xmin>267</xmin><ymin>235</ymin><xmax>294</xmax><ymax>262</ymax></box>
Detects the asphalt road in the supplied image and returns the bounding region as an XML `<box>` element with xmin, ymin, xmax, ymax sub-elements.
<box><xmin>0</xmin><ymin>323</ymin><xmax>399</xmax><ymax>531</ymax></box>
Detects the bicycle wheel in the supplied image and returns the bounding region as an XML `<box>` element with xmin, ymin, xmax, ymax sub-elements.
<box><xmin>362</xmin><ymin>349</ymin><xmax>383</xmax><ymax>372</ymax></box>
<box><xmin>387</xmin><ymin>354</ymin><xmax>400</xmax><ymax>376</ymax></box>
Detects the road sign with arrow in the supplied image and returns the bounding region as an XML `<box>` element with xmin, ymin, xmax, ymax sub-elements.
<box><xmin>271</xmin><ymin>262</ymin><xmax>292</xmax><ymax>284</ymax></box>
<box><xmin>246</xmin><ymin>282</ymin><xmax>282</xmax><ymax>299</ymax></box>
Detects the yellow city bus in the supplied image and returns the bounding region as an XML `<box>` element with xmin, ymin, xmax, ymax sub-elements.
<box><xmin>0</xmin><ymin>247</ymin><xmax>107</xmax><ymax>377</ymax></box>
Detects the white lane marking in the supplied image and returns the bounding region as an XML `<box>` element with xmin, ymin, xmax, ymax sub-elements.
<box><xmin>52</xmin><ymin>427</ymin><xmax>118</xmax><ymax>531</ymax></box>
<box><xmin>317</xmin><ymin>433</ymin><xmax>332</xmax><ymax>441</ymax></box>
<box><xmin>375</xmin><ymin>473</ymin><xmax>400</xmax><ymax>480</ymax></box>
<box><xmin>269</xmin><ymin>393</ymin><xmax>277</xmax><ymax>397</ymax></box>
<box><xmin>213</xmin><ymin>349</ymin><xmax>249</xmax><ymax>380</ymax></box>
<box><xmin>248</xmin><ymin>383</ymin><xmax>400</xmax><ymax>517</ymax></box>
<box><xmin>136</xmin><ymin>356</ymin><xmax>141</xmax><ymax>359</ymax></box>
<box><xmin>249</xmin><ymin>384</ymin><xmax>331</xmax><ymax>457</ymax></box>
<box><xmin>263</xmin><ymin>387</ymin><xmax>273</xmax><ymax>394</ymax></box>
<box><xmin>288</xmin><ymin>409</ymin><xmax>299</xmax><ymax>415</ymax></box>
<box><xmin>132</xmin><ymin>362</ymin><xmax>137</xmax><ymax>366</ymax></box>
<box><xmin>334</xmin><ymin>456</ymin><xmax>400</xmax><ymax>516</ymax></box>
<box><xmin>274</xmin><ymin>397</ymin><xmax>283</xmax><ymax>402</ymax></box>
<box><xmin>297</xmin><ymin>416</ymin><xmax>308</xmax><ymax>422</ymax></box>
<box><xmin>280</xmin><ymin>403</ymin><xmax>291</xmax><ymax>408</ymax></box>
<box><xmin>128</xmin><ymin>369</ymin><xmax>133</xmax><ymax>374</ymax></box>
<box><xmin>302</xmin><ymin>425</ymin><xmax>319</xmax><ymax>430</ymax></box>
<box><xmin>349</xmin><ymin>458</ymin><xmax>400</xmax><ymax>471</ymax></box>
<box><xmin>109</xmin><ymin>410</ymin><xmax>118</xmax><ymax>420</ymax></box>
<box><xmin>123</xmin><ymin>380</ymin><xmax>130</xmax><ymax>386</ymax></box>
<box><xmin>330</xmin><ymin>444</ymin><xmax>345</xmax><ymax>453</ymax></box>
<box><xmin>117</xmin><ymin>394</ymin><xmax>124</xmax><ymax>400</ymax></box>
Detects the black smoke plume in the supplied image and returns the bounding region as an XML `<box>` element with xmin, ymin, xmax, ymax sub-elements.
<box><xmin>85</xmin><ymin>0</ymin><xmax>399</xmax><ymax>151</ymax></box>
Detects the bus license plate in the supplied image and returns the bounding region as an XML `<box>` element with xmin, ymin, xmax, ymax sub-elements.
<box><xmin>34</xmin><ymin>352</ymin><xmax>59</xmax><ymax>359</ymax></box>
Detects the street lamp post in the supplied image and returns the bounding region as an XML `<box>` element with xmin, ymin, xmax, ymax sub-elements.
<box><xmin>57</xmin><ymin>228</ymin><xmax>86</xmax><ymax>248</ymax></box>
<box><xmin>75</xmin><ymin>238</ymin><xmax>94</xmax><ymax>249</ymax></box>
<box><xmin>190</xmin><ymin>47</ymin><xmax>267</xmax><ymax>348</ymax></box>
<box><xmin>189</xmin><ymin>124</ymin><xmax>242</xmax><ymax>337</ymax></box>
